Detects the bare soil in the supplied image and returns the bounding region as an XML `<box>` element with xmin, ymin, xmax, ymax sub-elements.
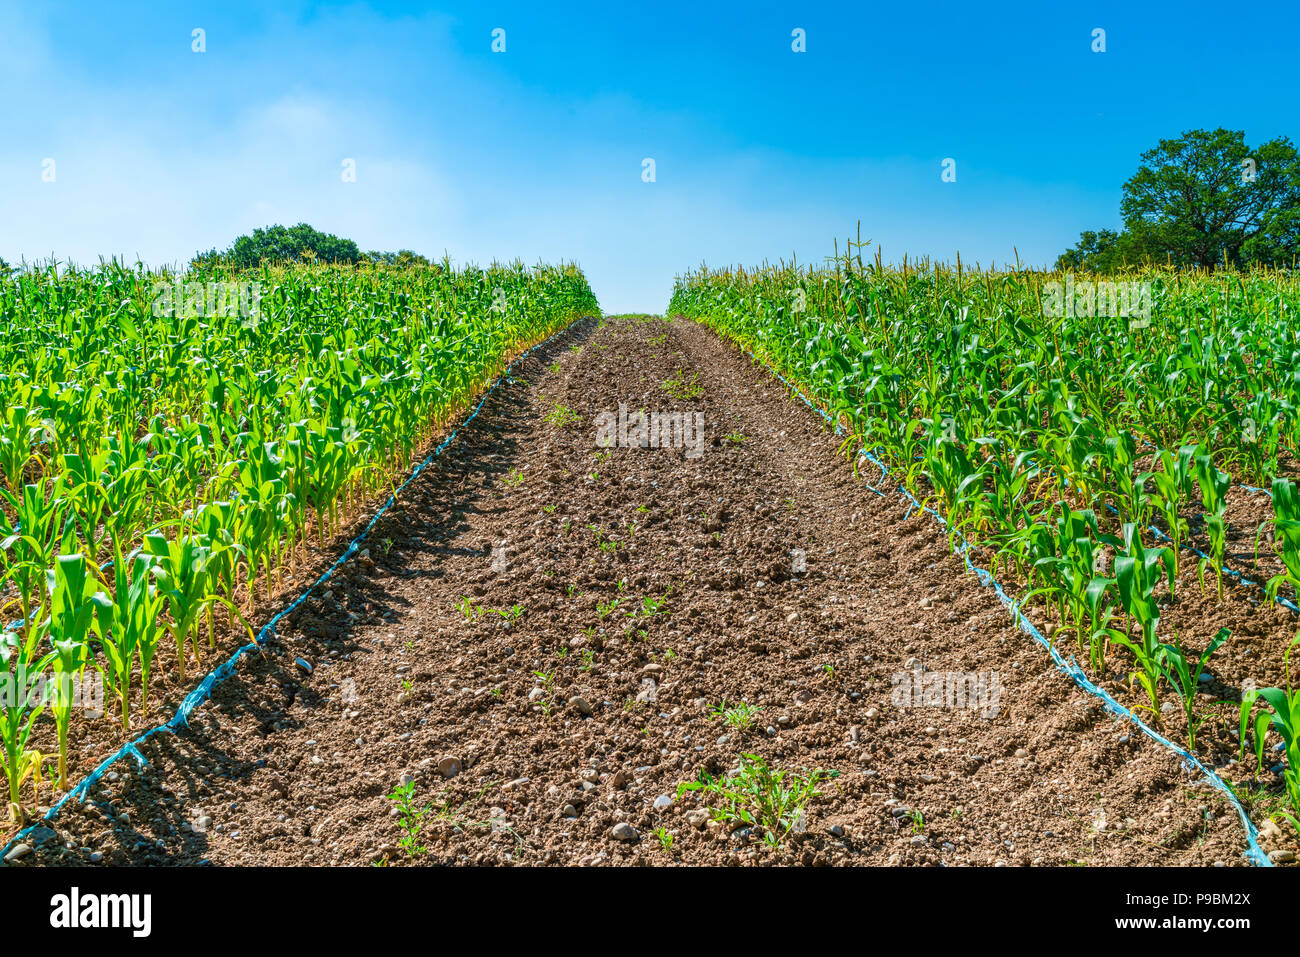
<box><xmin>10</xmin><ymin>316</ymin><xmax>1296</xmax><ymax>867</ymax></box>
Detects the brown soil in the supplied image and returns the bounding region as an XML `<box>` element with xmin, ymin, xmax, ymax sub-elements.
<box><xmin>9</xmin><ymin>316</ymin><xmax>1295</xmax><ymax>867</ymax></box>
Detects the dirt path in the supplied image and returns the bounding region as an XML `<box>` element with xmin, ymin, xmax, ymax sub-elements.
<box><xmin>23</xmin><ymin>316</ymin><xmax>1251</xmax><ymax>866</ymax></box>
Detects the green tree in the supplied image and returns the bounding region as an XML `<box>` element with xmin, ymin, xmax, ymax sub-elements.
<box><xmin>1055</xmin><ymin>229</ymin><xmax>1125</xmax><ymax>271</ymax></box>
<box><xmin>193</xmin><ymin>223</ymin><xmax>363</xmax><ymax>269</ymax></box>
<box><xmin>1122</xmin><ymin>129</ymin><xmax>1300</xmax><ymax>267</ymax></box>
<box><xmin>1058</xmin><ymin>129</ymin><xmax>1300</xmax><ymax>270</ymax></box>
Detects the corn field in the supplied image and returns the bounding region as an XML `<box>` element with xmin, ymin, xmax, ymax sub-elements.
<box><xmin>669</xmin><ymin>246</ymin><xmax>1300</xmax><ymax>839</ymax></box>
<box><xmin>0</xmin><ymin>259</ymin><xmax>597</xmax><ymax>823</ymax></box>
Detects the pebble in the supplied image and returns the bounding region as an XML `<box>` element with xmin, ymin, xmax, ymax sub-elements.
<box><xmin>1269</xmin><ymin>849</ymin><xmax>1295</xmax><ymax>863</ymax></box>
<box><xmin>295</xmin><ymin>658</ymin><xmax>314</xmax><ymax>674</ymax></box>
<box><xmin>4</xmin><ymin>844</ymin><xmax>32</xmax><ymax>862</ymax></box>
<box><xmin>568</xmin><ymin>696</ymin><xmax>593</xmax><ymax>716</ymax></box>
<box><xmin>610</xmin><ymin>822</ymin><xmax>640</xmax><ymax>842</ymax></box>
<box><xmin>1014</xmin><ymin>748</ymin><xmax>1028</xmax><ymax>758</ymax></box>
<box><xmin>437</xmin><ymin>756</ymin><xmax>462</xmax><ymax>778</ymax></box>
<box><xmin>653</xmin><ymin>794</ymin><xmax>673</xmax><ymax>809</ymax></box>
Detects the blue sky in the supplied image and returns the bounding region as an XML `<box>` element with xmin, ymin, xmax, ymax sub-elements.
<box><xmin>1</xmin><ymin>1</ymin><xmax>1297</xmax><ymax>312</ymax></box>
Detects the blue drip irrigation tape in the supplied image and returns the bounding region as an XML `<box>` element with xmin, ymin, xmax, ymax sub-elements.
<box><xmin>732</xmin><ymin>338</ymin><xmax>1272</xmax><ymax>868</ymax></box>
<box><xmin>0</xmin><ymin>317</ymin><xmax>587</xmax><ymax>860</ymax></box>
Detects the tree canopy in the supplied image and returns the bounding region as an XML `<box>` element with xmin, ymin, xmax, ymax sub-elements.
<box><xmin>193</xmin><ymin>223</ymin><xmax>364</xmax><ymax>269</ymax></box>
<box><xmin>1058</xmin><ymin>128</ymin><xmax>1300</xmax><ymax>270</ymax></box>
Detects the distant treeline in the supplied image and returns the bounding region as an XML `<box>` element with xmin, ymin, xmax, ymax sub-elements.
<box><xmin>191</xmin><ymin>223</ymin><xmax>435</xmax><ymax>270</ymax></box>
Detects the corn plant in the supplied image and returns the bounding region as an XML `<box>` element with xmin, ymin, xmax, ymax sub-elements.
<box><xmin>0</xmin><ymin>479</ymin><xmax>72</xmax><ymax>642</ymax></box>
<box><xmin>1109</xmin><ymin>525</ymin><xmax>1175</xmax><ymax>718</ymax></box>
<box><xmin>0</xmin><ymin>634</ymin><xmax>49</xmax><ymax>822</ymax></box>
<box><xmin>1239</xmin><ymin>634</ymin><xmax>1300</xmax><ymax>837</ymax></box>
<box><xmin>1102</xmin><ymin>430</ymin><xmax>1153</xmax><ymax>527</ymax></box>
<box><xmin>1194</xmin><ymin>451</ymin><xmax>1230</xmax><ymax>600</ymax></box>
<box><xmin>1157</xmin><ymin>627</ymin><xmax>1230</xmax><ymax>750</ymax></box>
<box><xmin>1268</xmin><ymin>477</ymin><xmax>1300</xmax><ymax>603</ymax></box>
<box><xmin>1028</xmin><ymin>503</ymin><xmax>1119</xmax><ymax>669</ymax></box>
<box><xmin>37</xmin><ymin>554</ymin><xmax>102</xmax><ymax>787</ymax></box>
<box><xmin>1149</xmin><ymin>445</ymin><xmax>1197</xmax><ymax>588</ymax></box>
<box><xmin>0</xmin><ymin>403</ymin><xmax>41</xmax><ymax>494</ymax></box>
<box><xmin>94</xmin><ymin>553</ymin><xmax>166</xmax><ymax>731</ymax></box>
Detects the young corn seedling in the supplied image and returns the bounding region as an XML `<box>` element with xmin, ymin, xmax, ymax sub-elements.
<box><xmin>142</xmin><ymin>533</ymin><xmax>247</xmax><ymax>681</ymax></box>
<box><xmin>1149</xmin><ymin>445</ymin><xmax>1197</xmax><ymax>590</ymax></box>
<box><xmin>1101</xmin><ymin>431</ymin><xmax>1154</xmax><ymax>528</ymax></box>
<box><xmin>1239</xmin><ymin>634</ymin><xmax>1300</xmax><ymax>838</ymax></box>
<box><xmin>1028</xmin><ymin>503</ymin><xmax>1118</xmax><ymax>670</ymax></box>
<box><xmin>0</xmin><ymin>633</ymin><xmax>49</xmax><ymax>822</ymax></box>
<box><xmin>40</xmin><ymin>553</ymin><xmax>103</xmax><ymax>786</ymax></box>
<box><xmin>1194</xmin><ymin>451</ymin><xmax>1230</xmax><ymax>600</ymax></box>
<box><xmin>0</xmin><ymin>478</ymin><xmax>72</xmax><ymax>645</ymax></box>
<box><xmin>1109</xmin><ymin>524</ymin><xmax>1175</xmax><ymax>719</ymax></box>
<box><xmin>94</xmin><ymin>553</ymin><xmax>166</xmax><ymax>732</ymax></box>
<box><xmin>0</xmin><ymin>403</ymin><xmax>41</xmax><ymax>495</ymax></box>
<box><xmin>1267</xmin><ymin>477</ymin><xmax>1300</xmax><ymax>604</ymax></box>
<box><xmin>1157</xmin><ymin>627</ymin><xmax>1230</xmax><ymax>750</ymax></box>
